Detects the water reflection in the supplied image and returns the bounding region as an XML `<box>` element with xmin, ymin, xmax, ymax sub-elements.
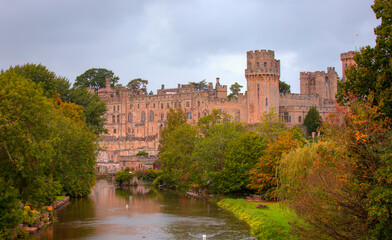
<box><xmin>30</xmin><ymin>180</ymin><xmax>254</xmax><ymax>240</ymax></box>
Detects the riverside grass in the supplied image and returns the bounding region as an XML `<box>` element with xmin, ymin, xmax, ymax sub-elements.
<box><xmin>218</xmin><ymin>199</ymin><xmax>297</xmax><ymax>240</ymax></box>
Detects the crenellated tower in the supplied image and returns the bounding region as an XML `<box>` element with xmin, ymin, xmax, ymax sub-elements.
<box><xmin>340</xmin><ymin>51</ymin><xmax>357</xmax><ymax>82</ymax></box>
<box><xmin>245</xmin><ymin>50</ymin><xmax>280</xmax><ymax>123</ymax></box>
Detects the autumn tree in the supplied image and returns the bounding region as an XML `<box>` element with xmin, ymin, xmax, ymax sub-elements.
<box><xmin>75</xmin><ymin>68</ymin><xmax>119</xmax><ymax>92</ymax></box>
<box><xmin>126</xmin><ymin>78</ymin><xmax>148</xmax><ymax>95</ymax></box>
<box><xmin>337</xmin><ymin>0</ymin><xmax>392</xmax><ymax>119</ymax></box>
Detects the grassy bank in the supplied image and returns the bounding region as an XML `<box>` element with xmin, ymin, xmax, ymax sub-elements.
<box><xmin>218</xmin><ymin>199</ymin><xmax>298</xmax><ymax>240</ymax></box>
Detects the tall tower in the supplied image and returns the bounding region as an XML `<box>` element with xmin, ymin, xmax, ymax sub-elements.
<box><xmin>245</xmin><ymin>50</ymin><xmax>280</xmax><ymax>123</ymax></box>
<box><xmin>340</xmin><ymin>51</ymin><xmax>357</xmax><ymax>82</ymax></box>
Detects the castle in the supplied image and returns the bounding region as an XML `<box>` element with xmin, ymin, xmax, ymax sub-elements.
<box><xmin>96</xmin><ymin>49</ymin><xmax>355</xmax><ymax>172</ymax></box>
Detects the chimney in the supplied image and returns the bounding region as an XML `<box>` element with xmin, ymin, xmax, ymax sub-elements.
<box><xmin>216</xmin><ymin>77</ymin><xmax>220</xmax><ymax>85</ymax></box>
<box><xmin>161</xmin><ymin>84</ymin><xmax>165</xmax><ymax>89</ymax></box>
<box><xmin>105</xmin><ymin>77</ymin><xmax>111</xmax><ymax>88</ymax></box>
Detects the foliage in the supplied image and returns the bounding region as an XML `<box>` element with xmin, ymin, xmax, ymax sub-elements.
<box><xmin>337</xmin><ymin>0</ymin><xmax>392</xmax><ymax>119</ymax></box>
<box><xmin>213</xmin><ymin>131</ymin><xmax>266</xmax><ymax>196</ymax></box>
<box><xmin>189</xmin><ymin>80</ymin><xmax>207</xmax><ymax>91</ymax></box>
<box><xmin>197</xmin><ymin>109</ymin><xmax>232</xmax><ymax>137</ymax></box>
<box><xmin>8</xmin><ymin>64</ymin><xmax>107</xmax><ymax>135</ymax></box>
<box><xmin>159</xmin><ymin>108</ymin><xmax>197</xmax><ymax>188</ymax></box>
<box><xmin>74</xmin><ymin>68</ymin><xmax>119</xmax><ymax>92</ymax></box>
<box><xmin>126</xmin><ymin>78</ymin><xmax>148</xmax><ymax>95</ymax></box>
<box><xmin>257</xmin><ymin>108</ymin><xmax>286</xmax><ymax>143</ymax></box>
<box><xmin>280</xmin><ymin>101</ymin><xmax>392</xmax><ymax>239</ymax></box>
<box><xmin>136</xmin><ymin>151</ymin><xmax>148</xmax><ymax>156</ymax></box>
<box><xmin>0</xmin><ymin>179</ymin><xmax>22</xmax><ymax>239</ymax></box>
<box><xmin>228</xmin><ymin>82</ymin><xmax>243</xmax><ymax>99</ymax></box>
<box><xmin>218</xmin><ymin>199</ymin><xmax>298</xmax><ymax>240</ymax></box>
<box><xmin>115</xmin><ymin>168</ymin><xmax>134</xmax><ymax>187</ymax></box>
<box><xmin>190</xmin><ymin>121</ymin><xmax>245</xmax><ymax>190</ymax></box>
<box><xmin>249</xmin><ymin>128</ymin><xmax>304</xmax><ymax>200</ymax></box>
<box><xmin>304</xmin><ymin>106</ymin><xmax>322</xmax><ymax>136</ymax></box>
<box><xmin>136</xmin><ymin>169</ymin><xmax>162</xmax><ymax>182</ymax></box>
<box><xmin>279</xmin><ymin>80</ymin><xmax>291</xmax><ymax>94</ymax></box>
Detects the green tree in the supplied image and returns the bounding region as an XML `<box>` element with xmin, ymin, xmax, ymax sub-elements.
<box><xmin>257</xmin><ymin>108</ymin><xmax>286</xmax><ymax>143</ymax></box>
<box><xmin>279</xmin><ymin>80</ymin><xmax>291</xmax><ymax>93</ymax></box>
<box><xmin>126</xmin><ymin>78</ymin><xmax>148</xmax><ymax>95</ymax></box>
<box><xmin>190</xmin><ymin>121</ymin><xmax>244</xmax><ymax>190</ymax></box>
<box><xmin>214</xmin><ymin>131</ymin><xmax>266</xmax><ymax>196</ymax></box>
<box><xmin>189</xmin><ymin>80</ymin><xmax>207</xmax><ymax>91</ymax></box>
<box><xmin>337</xmin><ymin>0</ymin><xmax>392</xmax><ymax>119</ymax></box>
<box><xmin>197</xmin><ymin>109</ymin><xmax>232</xmax><ymax>137</ymax></box>
<box><xmin>228</xmin><ymin>82</ymin><xmax>243</xmax><ymax>99</ymax></box>
<box><xmin>75</xmin><ymin>68</ymin><xmax>119</xmax><ymax>92</ymax></box>
<box><xmin>0</xmin><ymin>179</ymin><xmax>22</xmax><ymax>239</ymax></box>
<box><xmin>115</xmin><ymin>168</ymin><xmax>134</xmax><ymax>187</ymax></box>
<box><xmin>159</xmin><ymin>108</ymin><xmax>197</xmax><ymax>188</ymax></box>
<box><xmin>304</xmin><ymin>106</ymin><xmax>322</xmax><ymax>136</ymax></box>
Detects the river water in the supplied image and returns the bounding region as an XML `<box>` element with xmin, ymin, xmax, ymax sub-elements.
<box><xmin>30</xmin><ymin>180</ymin><xmax>254</xmax><ymax>240</ymax></box>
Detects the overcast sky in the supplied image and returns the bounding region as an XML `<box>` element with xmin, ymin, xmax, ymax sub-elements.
<box><xmin>0</xmin><ymin>0</ymin><xmax>379</xmax><ymax>93</ymax></box>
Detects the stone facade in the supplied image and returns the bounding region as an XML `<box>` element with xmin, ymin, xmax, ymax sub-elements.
<box><xmin>96</xmin><ymin>49</ymin><xmax>355</xmax><ymax>172</ymax></box>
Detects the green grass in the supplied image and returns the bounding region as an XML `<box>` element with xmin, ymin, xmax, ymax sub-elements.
<box><xmin>54</xmin><ymin>196</ymin><xmax>67</xmax><ymax>205</ymax></box>
<box><xmin>218</xmin><ymin>199</ymin><xmax>298</xmax><ymax>240</ymax></box>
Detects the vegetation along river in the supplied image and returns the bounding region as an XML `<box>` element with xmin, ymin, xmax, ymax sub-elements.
<box><xmin>29</xmin><ymin>180</ymin><xmax>255</xmax><ymax>240</ymax></box>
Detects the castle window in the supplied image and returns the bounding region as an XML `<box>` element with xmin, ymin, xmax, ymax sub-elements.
<box><xmin>190</xmin><ymin>112</ymin><xmax>192</xmax><ymax>119</ymax></box>
<box><xmin>186</xmin><ymin>101</ymin><xmax>190</xmax><ymax>107</ymax></box>
<box><xmin>138</xmin><ymin>104</ymin><xmax>139</xmax><ymax>109</ymax></box>
<box><xmin>141</xmin><ymin>111</ymin><xmax>146</xmax><ymax>122</ymax></box>
<box><xmin>117</xmin><ymin>115</ymin><xmax>120</xmax><ymax>123</ymax></box>
<box><xmin>128</xmin><ymin>113</ymin><xmax>133</xmax><ymax>122</ymax></box>
<box><xmin>174</xmin><ymin>102</ymin><xmax>177</xmax><ymax>108</ymax></box>
<box><xmin>161</xmin><ymin>103</ymin><xmax>163</xmax><ymax>109</ymax></box>
<box><xmin>132</xmin><ymin>129</ymin><xmax>134</xmax><ymax>134</ymax></box>
<box><xmin>167</xmin><ymin>103</ymin><xmax>170</xmax><ymax>109</ymax></box>
<box><xmin>153</xmin><ymin>103</ymin><xmax>155</xmax><ymax>108</ymax></box>
<box><xmin>130</xmin><ymin>104</ymin><xmax>133</xmax><ymax>109</ymax></box>
<box><xmin>198</xmin><ymin>112</ymin><xmax>200</xmax><ymax>118</ymax></box>
<box><xmin>257</xmin><ymin>84</ymin><xmax>260</xmax><ymax>99</ymax></box>
<box><xmin>112</xmin><ymin>115</ymin><xmax>115</xmax><ymax>123</ymax></box>
<box><xmin>161</xmin><ymin>113</ymin><xmax>164</xmax><ymax>121</ymax></box>
<box><xmin>264</xmin><ymin>62</ymin><xmax>267</xmax><ymax>67</ymax></box>
<box><xmin>283</xmin><ymin>112</ymin><xmax>290</xmax><ymax>122</ymax></box>
<box><xmin>257</xmin><ymin>62</ymin><xmax>260</xmax><ymax>68</ymax></box>
<box><xmin>113</xmin><ymin>129</ymin><xmax>116</xmax><ymax>134</ymax></box>
<box><xmin>146</xmin><ymin>103</ymin><xmax>149</xmax><ymax>108</ymax></box>
<box><xmin>117</xmin><ymin>106</ymin><xmax>119</xmax><ymax>111</ymax></box>
<box><xmin>298</xmin><ymin>116</ymin><xmax>302</xmax><ymax>123</ymax></box>
<box><xmin>149</xmin><ymin>111</ymin><xmax>154</xmax><ymax>121</ymax></box>
<box><xmin>266</xmin><ymin>98</ymin><xmax>268</xmax><ymax>106</ymax></box>
<box><xmin>198</xmin><ymin>101</ymin><xmax>200</xmax><ymax>107</ymax></box>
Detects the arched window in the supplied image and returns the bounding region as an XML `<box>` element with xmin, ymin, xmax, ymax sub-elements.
<box><xmin>141</xmin><ymin>111</ymin><xmax>146</xmax><ymax>122</ymax></box>
<box><xmin>149</xmin><ymin>111</ymin><xmax>154</xmax><ymax>121</ymax></box>
<box><xmin>128</xmin><ymin>113</ymin><xmax>133</xmax><ymax>122</ymax></box>
<box><xmin>265</xmin><ymin>98</ymin><xmax>268</xmax><ymax>106</ymax></box>
<box><xmin>117</xmin><ymin>115</ymin><xmax>120</xmax><ymax>123</ymax></box>
<box><xmin>112</xmin><ymin>115</ymin><xmax>115</xmax><ymax>123</ymax></box>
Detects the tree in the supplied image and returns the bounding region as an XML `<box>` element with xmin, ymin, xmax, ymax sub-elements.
<box><xmin>126</xmin><ymin>78</ymin><xmax>148</xmax><ymax>95</ymax></box>
<box><xmin>189</xmin><ymin>80</ymin><xmax>207</xmax><ymax>91</ymax></box>
<box><xmin>304</xmin><ymin>106</ymin><xmax>322</xmax><ymax>136</ymax></box>
<box><xmin>74</xmin><ymin>68</ymin><xmax>119</xmax><ymax>92</ymax></box>
<box><xmin>197</xmin><ymin>109</ymin><xmax>232</xmax><ymax>137</ymax></box>
<box><xmin>279</xmin><ymin>80</ymin><xmax>291</xmax><ymax>93</ymax></box>
<box><xmin>228</xmin><ymin>82</ymin><xmax>243</xmax><ymax>99</ymax></box>
<box><xmin>248</xmin><ymin>127</ymin><xmax>304</xmax><ymax>199</ymax></box>
<box><xmin>214</xmin><ymin>131</ymin><xmax>266</xmax><ymax>196</ymax></box>
<box><xmin>337</xmin><ymin>0</ymin><xmax>392</xmax><ymax>119</ymax></box>
<box><xmin>257</xmin><ymin>107</ymin><xmax>286</xmax><ymax>143</ymax></box>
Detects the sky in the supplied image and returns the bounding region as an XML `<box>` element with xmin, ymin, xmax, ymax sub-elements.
<box><xmin>0</xmin><ymin>0</ymin><xmax>380</xmax><ymax>94</ymax></box>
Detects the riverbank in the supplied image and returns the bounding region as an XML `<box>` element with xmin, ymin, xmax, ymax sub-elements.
<box><xmin>217</xmin><ymin>199</ymin><xmax>298</xmax><ymax>240</ymax></box>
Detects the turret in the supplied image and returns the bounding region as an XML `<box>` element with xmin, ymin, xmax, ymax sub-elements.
<box><xmin>245</xmin><ymin>50</ymin><xmax>280</xmax><ymax>123</ymax></box>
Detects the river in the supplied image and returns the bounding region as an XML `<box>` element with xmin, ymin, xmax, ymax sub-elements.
<box><xmin>29</xmin><ymin>180</ymin><xmax>255</xmax><ymax>240</ymax></box>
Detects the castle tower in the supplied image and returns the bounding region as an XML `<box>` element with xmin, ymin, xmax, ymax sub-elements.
<box><xmin>245</xmin><ymin>50</ymin><xmax>280</xmax><ymax>123</ymax></box>
<box><xmin>340</xmin><ymin>51</ymin><xmax>357</xmax><ymax>82</ymax></box>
